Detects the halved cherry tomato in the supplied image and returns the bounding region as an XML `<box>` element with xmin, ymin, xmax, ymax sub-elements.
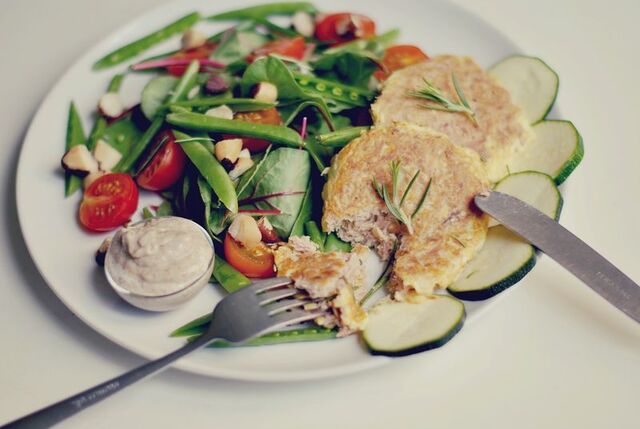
<box><xmin>137</xmin><ymin>130</ymin><xmax>186</xmax><ymax>191</ymax></box>
<box><xmin>247</xmin><ymin>36</ymin><xmax>306</xmax><ymax>63</ymax></box>
<box><xmin>227</xmin><ymin>108</ymin><xmax>283</xmax><ymax>152</ymax></box>
<box><xmin>79</xmin><ymin>173</ymin><xmax>138</xmax><ymax>232</ymax></box>
<box><xmin>224</xmin><ymin>233</ymin><xmax>275</xmax><ymax>278</ymax></box>
<box><xmin>315</xmin><ymin>13</ymin><xmax>376</xmax><ymax>45</ymax></box>
<box><xmin>166</xmin><ymin>42</ymin><xmax>217</xmax><ymax>76</ymax></box>
<box><xmin>374</xmin><ymin>45</ymin><xmax>429</xmax><ymax>81</ymax></box>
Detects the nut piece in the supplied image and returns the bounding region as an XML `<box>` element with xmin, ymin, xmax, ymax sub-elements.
<box><xmin>181</xmin><ymin>29</ymin><xmax>207</xmax><ymax>50</ymax></box>
<box><xmin>292</xmin><ymin>11</ymin><xmax>315</xmax><ymax>37</ymax></box>
<box><xmin>83</xmin><ymin>170</ymin><xmax>107</xmax><ymax>189</ymax></box>
<box><xmin>93</xmin><ymin>139</ymin><xmax>122</xmax><ymax>171</ymax></box>
<box><xmin>61</xmin><ymin>145</ymin><xmax>99</xmax><ymax>175</ymax></box>
<box><xmin>205</xmin><ymin>74</ymin><xmax>229</xmax><ymax>95</ymax></box>
<box><xmin>205</xmin><ymin>105</ymin><xmax>234</xmax><ymax>120</ymax></box>
<box><xmin>187</xmin><ymin>86</ymin><xmax>200</xmax><ymax>100</ymax></box>
<box><xmin>238</xmin><ymin>148</ymin><xmax>251</xmax><ymax>159</ymax></box>
<box><xmin>98</xmin><ymin>92</ymin><xmax>124</xmax><ymax>118</ymax></box>
<box><xmin>252</xmin><ymin>82</ymin><xmax>278</xmax><ymax>103</ymax></box>
<box><xmin>214</xmin><ymin>139</ymin><xmax>243</xmax><ymax>164</ymax></box>
<box><xmin>229</xmin><ymin>157</ymin><xmax>254</xmax><ymax>180</ymax></box>
<box><xmin>257</xmin><ymin>217</ymin><xmax>279</xmax><ymax>243</ymax></box>
<box><xmin>228</xmin><ymin>214</ymin><xmax>262</xmax><ymax>249</ymax></box>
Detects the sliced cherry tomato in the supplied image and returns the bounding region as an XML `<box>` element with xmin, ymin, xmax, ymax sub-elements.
<box><xmin>79</xmin><ymin>173</ymin><xmax>138</xmax><ymax>232</ymax></box>
<box><xmin>224</xmin><ymin>233</ymin><xmax>275</xmax><ymax>278</ymax></box>
<box><xmin>315</xmin><ymin>13</ymin><xmax>376</xmax><ymax>45</ymax></box>
<box><xmin>247</xmin><ymin>36</ymin><xmax>306</xmax><ymax>63</ymax></box>
<box><xmin>374</xmin><ymin>45</ymin><xmax>429</xmax><ymax>81</ymax></box>
<box><xmin>166</xmin><ymin>42</ymin><xmax>217</xmax><ymax>76</ymax></box>
<box><xmin>137</xmin><ymin>130</ymin><xmax>186</xmax><ymax>191</ymax></box>
<box><xmin>227</xmin><ymin>108</ymin><xmax>283</xmax><ymax>152</ymax></box>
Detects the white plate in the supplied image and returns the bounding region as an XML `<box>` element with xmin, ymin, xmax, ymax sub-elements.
<box><xmin>16</xmin><ymin>0</ymin><xmax>522</xmax><ymax>381</ymax></box>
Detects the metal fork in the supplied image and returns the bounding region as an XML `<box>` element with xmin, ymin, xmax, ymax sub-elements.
<box><xmin>4</xmin><ymin>277</ymin><xmax>322</xmax><ymax>429</ymax></box>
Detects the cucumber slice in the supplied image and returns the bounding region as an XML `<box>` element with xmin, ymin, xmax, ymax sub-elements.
<box><xmin>489</xmin><ymin>171</ymin><xmax>563</xmax><ymax>227</ymax></box>
<box><xmin>448</xmin><ymin>225</ymin><xmax>536</xmax><ymax>300</ymax></box>
<box><xmin>510</xmin><ymin>120</ymin><xmax>584</xmax><ymax>185</ymax></box>
<box><xmin>489</xmin><ymin>55</ymin><xmax>559</xmax><ymax>124</ymax></box>
<box><xmin>363</xmin><ymin>295</ymin><xmax>465</xmax><ymax>357</ymax></box>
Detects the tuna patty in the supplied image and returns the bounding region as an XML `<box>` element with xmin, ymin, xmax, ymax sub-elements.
<box><xmin>322</xmin><ymin>123</ymin><xmax>490</xmax><ymax>299</ymax></box>
<box><xmin>372</xmin><ymin>55</ymin><xmax>532</xmax><ymax>182</ymax></box>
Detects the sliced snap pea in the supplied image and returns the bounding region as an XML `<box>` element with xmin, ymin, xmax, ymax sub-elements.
<box><xmin>252</xmin><ymin>17</ymin><xmax>300</xmax><ymax>37</ymax></box>
<box><xmin>87</xmin><ymin>73</ymin><xmax>125</xmax><ymax>151</ymax></box>
<box><xmin>170</xmin><ymin>313</ymin><xmax>212</xmax><ymax>337</ymax></box>
<box><xmin>205</xmin><ymin>327</ymin><xmax>336</xmax><ymax>348</ymax></box>
<box><xmin>317</xmin><ymin>126</ymin><xmax>369</xmax><ymax>147</ymax></box>
<box><xmin>93</xmin><ymin>12</ymin><xmax>201</xmax><ymax>70</ymax></box>
<box><xmin>293</xmin><ymin>73</ymin><xmax>373</xmax><ymax>106</ymax></box>
<box><xmin>208</xmin><ymin>2</ymin><xmax>316</xmax><ymax>20</ymax></box>
<box><xmin>174</xmin><ymin>130</ymin><xmax>238</xmax><ymax>213</ymax></box>
<box><xmin>323</xmin><ymin>28</ymin><xmax>400</xmax><ymax>55</ymax></box>
<box><xmin>64</xmin><ymin>102</ymin><xmax>86</xmax><ymax>197</ymax></box>
<box><xmin>324</xmin><ymin>233</ymin><xmax>352</xmax><ymax>252</ymax></box>
<box><xmin>171</xmin><ymin>97</ymin><xmax>275</xmax><ymax>112</ymax></box>
<box><xmin>167</xmin><ymin>111</ymin><xmax>327</xmax><ymax>171</ymax></box>
<box><xmin>115</xmin><ymin>61</ymin><xmax>199</xmax><ymax>172</ymax></box>
<box><xmin>304</xmin><ymin>221</ymin><xmax>326</xmax><ymax>251</ymax></box>
<box><xmin>212</xmin><ymin>254</ymin><xmax>252</xmax><ymax>293</ymax></box>
<box><xmin>167</xmin><ymin>111</ymin><xmax>303</xmax><ymax>147</ymax></box>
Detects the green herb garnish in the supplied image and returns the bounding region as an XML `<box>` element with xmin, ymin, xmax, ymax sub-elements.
<box><xmin>408</xmin><ymin>72</ymin><xmax>477</xmax><ymax>125</ymax></box>
<box><xmin>372</xmin><ymin>161</ymin><xmax>432</xmax><ymax>234</ymax></box>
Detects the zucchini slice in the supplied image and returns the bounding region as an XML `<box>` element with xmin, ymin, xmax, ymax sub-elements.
<box><xmin>510</xmin><ymin>120</ymin><xmax>584</xmax><ymax>185</ymax></box>
<box><xmin>489</xmin><ymin>55</ymin><xmax>559</xmax><ymax>124</ymax></box>
<box><xmin>363</xmin><ymin>295</ymin><xmax>465</xmax><ymax>357</ymax></box>
<box><xmin>448</xmin><ymin>225</ymin><xmax>536</xmax><ymax>300</ymax></box>
<box><xmin>489</xmin><ymin>170</ymin><xmax>563</xmax><ymax>227</ymax></box>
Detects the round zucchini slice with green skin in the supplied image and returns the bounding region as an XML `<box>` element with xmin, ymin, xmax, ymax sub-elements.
<box><xmin>489</xmin><ymin>171</ymin><xmax>563</xmax><ymax>227</ymax></box>
<box><xmin>489</xmin><ymin>55</ymin><xmax>559</xmax><ymax>124</ymax></box>
<box><xmin>448</xmin><ymin>225</ymin><xmax>536</xmax><ymax>301</ymax></box>
<box><xmin>141</xmin><ymin>75</ymin><xmax>178</xmax><ymax>119</ymax></box>
<box><xmin>363</xmin><ymin>295</ymin><xmax>465</xmax><ymax>357</ymax></box>
<box><xmin>510</xmin><ymin>120</ymin><xmax>584</xmax><ymax>185</ymax></box>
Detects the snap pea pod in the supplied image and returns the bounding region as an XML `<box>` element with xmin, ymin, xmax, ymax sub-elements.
<box><xmin>86</xmin><ymin>73</ymin><xmax>125</xmax><ymax>151</ymax></box>
<box><xmin>64</xmin><ymin>102</ymin><xmax>86</xmax><ymax>197</ymax></box>
<box><xmin>208</xmin><ymin>2</ymin><xmax>316</xmax><ymax>20</ymax></box>
<box><xmin>167</xmin><ymin>111</ymin><xmax>327</xmax><ymax>171</ymax></box>
<box><xmin>324</xmin><ymin>233</ymin><xmax>352</xmax><ymax>252</ymax></box>
<box><xmin>293</xmin><ymin>73</ymin><xmax>373</xmax><ymax>106</ymax></box>
<box><xmin>205</xmin><ymin>327</ymin><xmax>337</xmax><ymax>348</ymax></box>
<box><xmin>317</xmin><ymin>126</ymin><xmax>369</xmax><ymax>147</ymax></box>
<box><xmin>174</xmin><ymin>130</ymin><xmax>238</xmax><ymax>213</ymax></box>
<box><xmin>323</xmin><ymin>28</ymin><xmax>401</xmax><ymax>55</ymax></box>
<box><xmin>304</xmin><ymin>221</ymin><xmax>326</xmax><ymax>251</ymax></box>
<box><xmin>93</xmin><ymin>12</ymin><xmax>201</xmax><ymax>70</ymax></box>
<box><xmin>171</xmin><ymin>97</ymin><xmax>275</xmax><ymax>112</ymax></box>
<box><xmin>170</xmin><ymin>313</ymin><xmax>212</xmax><ymax>337</ymax></box>
<box><xmin>212</xmin><ymin>254</ymin><xmax>252</xmax><ymax>293</ymax></box>
<box><xmin>252</xmin><ymin>17</ymin><xmax>300</xmax><ymax>37</ymax></box>
<box><xmin>115</xmin><ymin>61</ymin><xmax>200</xmax><ymax>172</ymax></box>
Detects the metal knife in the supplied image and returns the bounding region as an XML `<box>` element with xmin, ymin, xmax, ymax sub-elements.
<box><xmin>474</xmin><ymin>191</ymin><xmax>640</xmax><ymax>324</ymax></box>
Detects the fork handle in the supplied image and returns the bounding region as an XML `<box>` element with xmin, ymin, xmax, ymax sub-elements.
<box><xmin>3</xmin><ymin>335</ymin><xmax>212</xmax><ymax>429</ymax></box>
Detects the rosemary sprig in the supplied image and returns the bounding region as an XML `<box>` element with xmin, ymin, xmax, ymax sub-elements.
<box><xmin>408</xmin><ymin>72</ymin><xmax>477</xmax><ymax>125</ymax></box>
<box><xmin>372</xmin><ymin>161</ymin><xmax>432</xmax><ymax>234</ymax></box>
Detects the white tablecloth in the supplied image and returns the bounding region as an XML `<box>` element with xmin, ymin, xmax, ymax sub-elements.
<box><xmin>1</xmin><ymin>0</ymin><xmax>639</xmax><ymax>427</ymax></box>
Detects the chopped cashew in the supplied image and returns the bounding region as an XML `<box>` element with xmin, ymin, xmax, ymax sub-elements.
<box><xmin>228</xmin><ymin>214</ymin><xmax>262</xmax><ymax>249</ymax></box>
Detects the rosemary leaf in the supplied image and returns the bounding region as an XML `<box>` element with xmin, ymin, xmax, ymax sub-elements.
<box><xmin>408</xmin><ymin>73</ymin><xmax>477</xmax><ymax>124</ymax></box>
<box><xmin>412</xmin><ymin>177</ymin><xmax>432</xmax><ymax>218</ymax></box>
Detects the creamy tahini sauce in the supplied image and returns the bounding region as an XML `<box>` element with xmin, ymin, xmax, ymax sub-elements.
<box><xmin>106</xmin><ymin>217</ymin><xmax>213</xmax><ymax>296</ymax></box>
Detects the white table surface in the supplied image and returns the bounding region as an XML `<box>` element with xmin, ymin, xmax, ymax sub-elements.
<box><xmin>1</xmin><ymin>0</ymin><xmax>639</xmax><ymax>427</ymax></box>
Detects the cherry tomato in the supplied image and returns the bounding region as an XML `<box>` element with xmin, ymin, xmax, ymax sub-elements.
<box><xmin>247</xmin><ymin>36</ymin><xmax>306</xmax><ymax>63</ymax></box>
<box><xmin>374</xmin><ymin>45</ymin><xmax>429</xmax><ymax>81</ymax></box>
<box><xmin>166</xmin><ymin>42</ymin><xmax>217</xmax><ymax>76</ymax></box>
<box><xmin>315</xmin><ymin>13</ymin><xmax>376</xmax><ymax>45</ymax></box>
<box><xmin>228</xmin><ymin>108</ymin><xmax>283</xmax><ymax>152</ymax></box>
<box><xmin>79</xmin><ymin>173</ymin><xmax>138</xmax><ymax>232</ymax></box>
<box><xmin>224</xmin><ymin>234</ymin><xmax>275</xmax><ymax>278</ymax></box>
<box><xmin>137</xmin><ymin>130</ymin><xmax>186</xmax><ymax>191</ymax></box>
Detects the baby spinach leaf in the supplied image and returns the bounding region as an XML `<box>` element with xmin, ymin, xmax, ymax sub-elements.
<box><xmin>239</xmin><ymin>147</ymin><xmax>311</xmax><ymax>238</ymax></box>
<box><xmin>289</xmin><ymin>182</ymin><xmax>312</xmax><ymax>237</ymax></box>
<box><xmin>312</xmin><ymin>51</ymin><xmax>379</xmax><ymax>89</ymax></box>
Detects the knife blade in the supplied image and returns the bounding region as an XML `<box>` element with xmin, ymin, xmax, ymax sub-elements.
<box><xmin>474</xmin><ymin>191</ymin><xmax>640</xmax><ymax>324</ymax></box>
